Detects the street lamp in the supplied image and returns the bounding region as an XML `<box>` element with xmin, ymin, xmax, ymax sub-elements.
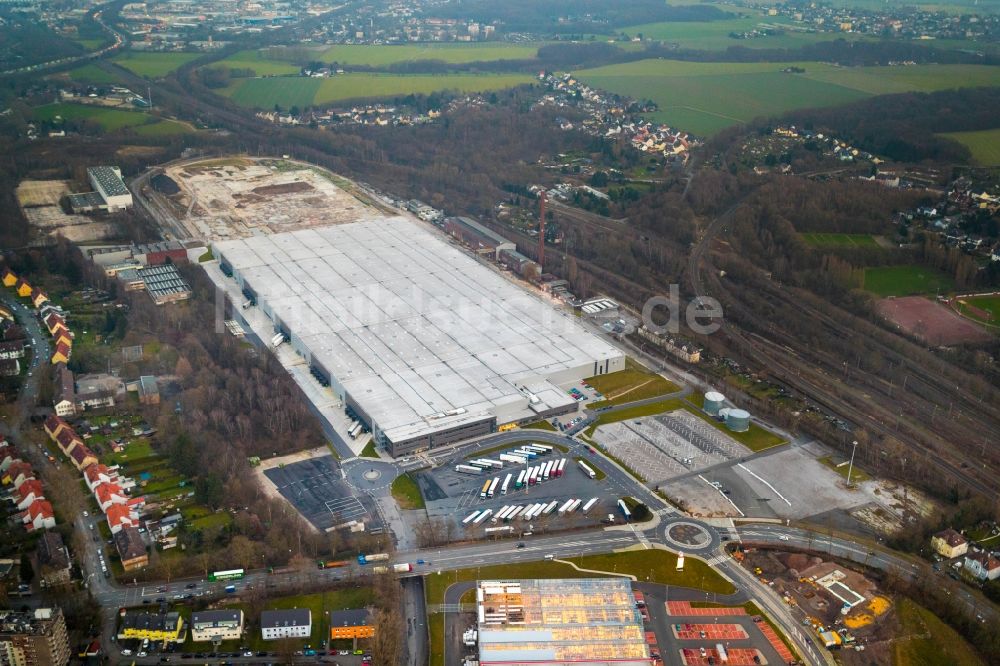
<box><xmin>846</xmin><ymin>440</ymin><xmax>858</xmax><ymax>488</ymax></box>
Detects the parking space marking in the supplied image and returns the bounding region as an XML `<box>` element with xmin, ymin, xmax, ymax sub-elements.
<box><xmin>324</xmin><ymin>496</ymin><xmax>368</xmax><ymax>522</ymax></box>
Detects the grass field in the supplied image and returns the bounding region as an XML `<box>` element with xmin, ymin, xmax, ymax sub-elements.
<box><xmin>359</xmin><ymin>440</ymin><xmax>379</xmax><ymax>458</ymax></box>
<box><xmin>863</xmin><ymin>265</ymin><xmax>955</xmax><ymax>297</ymax></box>
<box><xmin>818</xmin><ymin>455</ymin><xmax>871</xmax><ymax>483</ymax></box>
<box><xmin>111</xmin><ymin>51</ymin><xmax>201</xmax><ymax>78</ymax></box>
<box><xmin>222</xmin><ymin>72</ymin><xmax>534</xmax><ymax>108</ymax></box>
<box><xmin>623</xmin><ymin>15</ymin><xmax>870</xmax><ymax>51</ymax></box>
<box><xmin>585</xmin><ymin>358</ymin><xmax>680</xmax><ymax>407</ymax></box>
<box><xmin>954</xmin><ymin>293</ymin><xmax>1000</xmax><ymax>325</ymax></box>
<box><xmin>801</xmin><ymin>232</ymin><xmax>879</xmax><ymax>247</ymax></box>
<box><xmin>938</xmin><ymin>128</ymin><xmax>1000</xmax><ymax>165</ymax></box>
<box><xmin>213</xmin><ymin>49</ymin><xmax>311</xmax><ymax>76</ymax></box>
<box><xmin>575</xmin><ymin>59</ymin><xmax>1000</xmax><ymax>135</ymax></box>
<box><xmin>391</xmin><ymin>473</ymin><xmax>425</xmax><ymax>510</ymax></box>
<box><xmin>259</xmin><ymin>42</ymin><xmax>542</xmax><ymax>66</ymax></box>
<box><xmin>133</xmin><ymin>119</ymin><xmax>193</xmax><ymax>136</ymax></box>
<box><xmin>66</xmin><ymin>63</ymin><xmax>120</xmax><ymax>84</ymax></box>
<box><xmin>893</xmin><ymin>597</ymin><xmax>983</xmax><ymax>666</ymax></box>
<box><xmin>32</xmin><ymin>102</ymin><xmax>152</xmax><ymax>131</ymax></box>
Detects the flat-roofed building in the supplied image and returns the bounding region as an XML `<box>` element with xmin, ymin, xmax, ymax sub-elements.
<box><xmin>87</xmin><ymin>166</ymin><xmax>133</xmax><ymax>211</ymax></box>
<box><xmin>260</xmin><ymin>609</ymin><xmax>310</xmax><ymax>641</ymax></box>
<box><xmin>444</xmin><ymin>216</ymin><xmax>515</xmax><ymax>259</ymax></box>
<box><xmin>0</xmin><ymin>608</ymin><xmax>71</xmax><ymax>666</ymax></box>
<box><xmin>213</xmin><ymin>217</ymin><xmax>624</xmax><ymax>457</ymax></box>
<box><xmin>476</xmin><ymin>578</ymin><xmax>650</xmax><ymax>666</ymax></box>
<box><xmin>190</xmin><ymin>610</ymin><xmax>243</xmax><ymax>642</ymax></box>
<box><xmin>328</xmin><ymin>609</ymin><xmax>373</xmax><ymax>640</ymax></box>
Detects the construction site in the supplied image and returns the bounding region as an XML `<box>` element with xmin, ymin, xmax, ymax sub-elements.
<box><xmin>16</xmin><ymin>179</ymin><xmax>118</xmax><ymax>242</ymax></box>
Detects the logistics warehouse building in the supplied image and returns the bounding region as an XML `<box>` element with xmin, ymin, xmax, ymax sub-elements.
<box><xmin>213</xmin><ymin>216</ymin><xmax>624</xmax><ymax>457</ymax></box>
<box><xmin>476</xmin><ymin>578</ymin><xmax>651</xmax><ymax>665</ymax></box>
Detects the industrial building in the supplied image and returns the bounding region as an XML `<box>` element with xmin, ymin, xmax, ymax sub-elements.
<box><xmin>475</xmin><ymin>579</ymin><xmax>650</xmax><ymax>666</ymax></box>
<box><xmin>88</xmin><ymin>166</ymin><xmax>133</xmax><ymax>211</ymax></box>
<box><xmin>214</xmin><ymin>216</ymin><xmax>625</xmax><ymax>457</ymax></box>
<box><xmin>444</xmin><ymin>216</ymin><xmax>515</xmax><ymax>259</ymax></box>
<box><xmin>0</xmin><ymin>608</ymin><xmax>71</xmax><ymax>666</ymax></box>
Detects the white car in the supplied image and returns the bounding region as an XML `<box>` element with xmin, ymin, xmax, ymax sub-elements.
<box><xmin>137</xmin><ymin>651</ymin><xmax>147</xmax><ymax>657</ymax></box>
<box><xmin>778</xmin><ymin>535</ymin><xmax>790</xmax><ymax>541</ymax></box>
<box><xmin>83</xmin><ymin>511</ymin><xmax>89</xmax><ymax>517</ymax></box>
<box><xmin>120</xmin><ymin>649</ymin><xmax>132</xmax><ymax>656</ymax></box>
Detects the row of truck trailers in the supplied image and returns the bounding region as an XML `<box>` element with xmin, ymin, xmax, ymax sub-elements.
<box><xmin>462</xmin><ymin>497</ymin><xmax>601</xmax><ymax>526</ymax></box>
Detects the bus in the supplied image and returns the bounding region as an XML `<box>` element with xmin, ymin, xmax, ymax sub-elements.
<box><xmin>208</xmin><ymin>569</ymin><xmax>245</xmax><ymax>582</ymax></box>
<box><xmin>617</xmin><ymin>499</ymin><xmax>632</xmax><ymax>521</ymax></box>
<box><xmin>480</xmin><ymin>479</ymin><xmax>491</xmax><ymax>500</ymax></box>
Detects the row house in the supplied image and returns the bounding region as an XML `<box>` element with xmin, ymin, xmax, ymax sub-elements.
<box><xmin>22</xmin><ymin>498</ymin><xmax>56</xmax><ymax>531</ymax></box>
<box><xmin>106</xmin><ymin>503</ymin><xmax>140</xmax><ymax>534</ymax></box>
<box><xmin>13</xmin><ymin>479</ymin><xmax>46</xmax><ymax>511</ymax></box>
<box><xmin>4</xmin><ymin>460</ymin><xmax>35</xmax><ymax>489</ymax></box>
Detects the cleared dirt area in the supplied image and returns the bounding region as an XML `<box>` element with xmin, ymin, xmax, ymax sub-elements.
<box><xmin>160</xmin><ymin>158</ymin><xmax>381</xmax><ymax>240</ymax></box>
<box><xmin>876</xmin><ymin>295</ymin><xmax>992</xmax><ymax>345</ymax></box>
<box><xmin>17</xmin><ymin>179</ymin><xmax>119</xmax><ymax>242</ymax></box>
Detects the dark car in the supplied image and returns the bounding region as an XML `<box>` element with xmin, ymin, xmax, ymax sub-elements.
<box><xmin>185</xmin><ymin>582</ymin><xmax>197</xmax><ymax>589</ymax></box>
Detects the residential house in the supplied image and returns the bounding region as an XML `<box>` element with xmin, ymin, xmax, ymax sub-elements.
<box><xmin>138</xmin><ymin>376</ymin><xmax>159</xmax><ymax>405</ymax></box>
<box><xmin>116</xmin><ymin>612</ymin><xmax>184</xmax><ymax>643</ymax></box>
<box><xmin>13</xmin><ymin>479</ymin><xmax>45</xmax><ymax>510</ymax></box>
<box><xmin>15</xmin><ymin>279</ymin><xmax>32</xmax><ymax>298</ymax></box>
<box><xmin>31</xmin><ymin>291</ymin><xmax>49</xmax><ymax>309</ymax></box>
<box><xmin>43</xmin><ymin>415</ymin><xmax>68</xmax><ymax>441</ymax></box>
<box><xmin>113</xmin><ymin>526</ymin><xmax>148</xmax><ymax>571</ymax></box>
<box><xmin>190</xmin><ymin>610</ymin><xmax>243</xmax><ymax>642</ymax></box>
<box><xmin>0</xmin><ymin>359</ymin><xmax>18</xmax><ymax>376</ymax></box>
<box><xmin>105</xmin><ymin>504</ymin><xmax>139</xmax><ymax>534</ymax></box>
<box><xmin>4</xmin><ymin>461</ymin><xmax>34</xmax><ymax>488</ymax></box>
<box><xmin>93</xmin><ymin>482</ymin><xmax>127</xmax><ymax>512</ymax></box>
<box><xmin>964</xmin><ymin>551</ymin><xmax>1000</xmax><ymax>581</ymax></box>
<box><xmin>1</xmin><ymin>269</ymin><xmax>16</xmax><ymax>287</ymax></box>
<box><xmin>74</xmin><ymin>373</ymin><xmax>123</xmax><ymax>410</ymax></box>
<box><xmin>66</xmin><ymin>443</ymin><xmax>98</xmax><ymax>471</ymax></box>
<box><xmin>328</xmin><ymin>609</ymin><xmax>374</xmax><ymax>640</ymax></box>
<box><xmin>22</xmin><ymin>499</ymin><xmax>56</xmax><ymax>530</ymax></box>
<box><xmin>43</xmin><ymin>312</ymin><xmax>65</xmax><ymax>336</ymax></box>
<box><xmin>36</xmin><ymin>532</ymin><xmax>71</xmax><ymax>586</ymax></box>
<box><xmin>53</xmin><ymin>364</ymin><xmax>76</xmax><ymax>417</ymax></box>
<box><xmin>51</xmin><ymin>341</ymin><xmax>71</xmax><ymax>365</ymax></box>
<box><xmin>260</xmin><ymin>609</ymin><xmax>311</xmax><ymax>641</ymax></box>
<box><xmin>83</xmin><ymin>464</ymin><xmax>118</xmax><ymax>491</ymax></box>
<box><xmin>0</xmin><ymin>444</ymin><xmax>17</xmax><ymax>472</ymax></box>
<box><xmin>931</xmin><ymin>528</ymin><xmax>969</xmax><ymax>558</ymax></box>
<box><xmin>54</xmin><ymin>427</ymin><xmax>82</xmax><ymax>456</ymax></box>
<box><xmin>0</xmin><ymin>339</ymin><xmax>25</xmax><ymax>360</ymax></box>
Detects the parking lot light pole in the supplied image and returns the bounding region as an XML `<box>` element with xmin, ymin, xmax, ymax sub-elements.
<box><xmin>846</xmin><ymin>440</ymin><xmax>858</xmax><ymax>488</ymax></box>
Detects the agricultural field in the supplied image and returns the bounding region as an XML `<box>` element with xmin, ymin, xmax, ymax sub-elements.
<box><xmin>111</xmin><ymin>51</ymin><xmax>201</xmax><ymax>78</ymax></box>
<box><xmin>863</xmin><ymin>265</ymin><xmax>955</xmax><ymax>297</ymax></box>
<box><xmin>65</xmin><ymin>63</ymin><xmax>121</xmax><ymax>84</ymax></box>
<box><xmin>575</xmin><ymin>59</ymin><xmax>1000</xmax><ymax>135</ymax></box>
<box><xmin>800</xmin><ymin>232</ymin><xmax>879</xmax><ymax>247</ymax></box>
<box><xmin>32</xmin><ymin>102</ymin><xmax>152</xmax><ymax>131</ymax></box>
<box><xmin>211</xmin><ymin>49</ymin><xmax>305</xmax><ymax>76</ymax></box>
<box><xmin>623</xmin><ymin>15</ymin><xmax>870</xmax><ymax>51</ymax></box>
<box><xmin>222</xmin><ymin>72</ymin><xmax>534</xmax><ymax>109</ymax></box>
<box><xmin>938</xmin><ymin>128</ymin><xmax>1000</xmax><ymax>165</ymax></box>
<box><xmin>259</xmin><ymin>42</ymin><xmax>542</xmax><ymax>66</ymax></box>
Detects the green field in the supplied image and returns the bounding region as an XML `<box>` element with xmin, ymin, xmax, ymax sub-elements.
<box><xmin>259</xmin><ymin>42</ymin><xmax>542</xmax><ymax>67</ymax></box>
<box><xmin>111</xmin><ymin>51</ymin><xmax>201</xmax><ymax>78</ymax></box>
<box><xmin>863</xmin><ymin>265</ymin><xmax>955</xmax><ymax>297</ymax></box>
<box><xmin>893</xmin><ymin>597</ymin><xmax>984</xmax><ymax>666</ymax></box>
<box><xmin>575</xmin><ymin>59</ymin><xmax>1000</xmax><ymax>135</ymax></box>
<box><xmin>66</xmin><ymin>63</ymin><xmax>120</xmax><ymax>84</ymax></box>
<box><xmin>585</xmin><ymin>358</ymin><xmax>680</xmax><ymax>407</ymax></box>
<box><xmin>391</xmin><ymin>473</ymin><xmax>425</xmax><ymax>510</ymax></box>
<box><xmin>32</xmin><ymin>102</ymin><xmax>152</xmax><ymax>131</ymax></box>
<box><xmin>954</xmin><ymin>293</ymin><xmax>1000</xmax><ymax>325</ymax></box>
<box><xmin>939</xmin><ymin>128</ymin><xmax>1000</xmax><ymax>165</ymax></box>
<box><xmin>212</xmin><ymin>50</ymin><xmax>307</xmax><ymax>76</ymax></box>
<box><xmin>223</xmin><ymin>72</ymin><xmax>534</xmax><ymax>109</ymax></box>
<box><xmin>801</xmin><ymin>232</ymin><xmax>879</xmax><ymax>247</ymax></box>
<box><xmin>623</xmin><ymin>15</ymin><xmax>870</xmax><ymax>51</ymax></box>
<box><xmin>133</xmin><ymin>119</ymin><xmax>193</xmax><ymax>136</ymax></box>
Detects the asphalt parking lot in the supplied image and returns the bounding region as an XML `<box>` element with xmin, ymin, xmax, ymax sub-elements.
<box><xmin>263</xmin><ymin>456</ymin><xmax>382</xmax><ymax>532</ymax></box>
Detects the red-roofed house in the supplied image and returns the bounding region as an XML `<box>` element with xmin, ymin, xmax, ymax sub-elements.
<box><xmin>3</xmin><ymin>460</ymin><xmax>34</xmax><ymax>488</ymax></box>
<box><xmin>22</xmin><ymin>499</ymin><xmax>56</xmax><ymax>530</ymax></box>
<box><xmin>83</xmin><ymin>464</ymin><xmax>117</xmax><ymax>491</ymax></box>
<box><xmin>93</xmin><ymin>482</ymin><xmax>127</xmax><ymax>512</ymax></box>
<box><xmin>0</xmin><ymin>445</ymin><xmax>18</xmax><ymax>472</ymax></box>
<box><xmin>1</xmin><ymin>269</ymin><xmax>16</xmax><ymax>288</ymax></box>
<box><xmin>44</xmin><ymin>312</ymin><xmax>65</xmax><ymax>335</ymax></box>
<box><xmin>67</xmin><ymin>443</ymin><xmax>98</xmax><ymax>470</ymax></box>
<box><xmin>51</xmin><ymin>341</ymin><xmax>71</xmax><ymax>365</ymax></box>
<box><xmin>44</xmin><ymin>415</ymin><xmax>69</xmax><ymax>440</ymax></box>
<box><xmin>14</xmin><ymin>479</ymin><xmax>45</xmax><ymax>510</ymax></box>
<box><xmin>105</xmin><ymin>504</ymin><xmax>139</xmax><ymax>534</ymax></box>
<box><xmin>53</xmin><ymin>331</ymin><xmax>73</xmax><ymax>349</ymax></box>
<box><xmin>15</xmin><ymin>279</ymin><xmax>32</xmax><ymax>298</ymax></box>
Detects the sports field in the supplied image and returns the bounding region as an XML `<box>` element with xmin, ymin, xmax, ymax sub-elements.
<box><xmin>938</xmin><ymin>128</ymin><xmax>1000</xmax><ymax>165</ymax></box>
<box><xmin>260</xmin><ymin>42</ymin><xmax>542</xmax><ymax>66</ymax></box>
<box><xmin>801</xmin><ymin>233</ymin><xmax>879</xmax><ymax>247</ymax></box>
<box><xmin>111</xmin><ymin>51</ymin><xmax>201</xmax><ymax>78</ymax></box>
<box><xmin>863</xmin><ymin>265</ymin><xmax>954</xmax><ymax>297</ymax></box>
<box><xmin>223</xmin><ymin>72</ymin><xmax>534</xmax><ymax>109</ymax></box>
<box><xmin>954</xmin><ymin>293</ymin><xmax>1000</xmax><ymax>325</ymax></box>
<box><xmin>575</xmin><ymin>59</ymin><xmax>1000</xmax><ymax>135</ymax></box>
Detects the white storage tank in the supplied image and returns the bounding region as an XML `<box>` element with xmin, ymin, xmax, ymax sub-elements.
<box><xmin>725</xmin><ymin>408</ymin><xmax>751</xmax><ymax>432</ymax></box>
<box><xmin>704</xmin><ymin>391</ymin><xmax>726</xmax><ymax>415</ymax></box>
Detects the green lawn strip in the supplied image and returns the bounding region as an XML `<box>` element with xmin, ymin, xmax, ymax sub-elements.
<box><xmin>584</xmin><ymin>398</ymin><xmax>685</xmax><ymax>437</ymax></box>
<box><xmin>619</xmin><ymin>496</ymin><xmax>653</xmax><ymax>523</ymax></box>
<box><xmin>391</xmin><ymin>473</ymin><xmax>425</xmax><ymax>510</ymax></box>
<box><xmin>188</xmin><ymin>512</ymin><xmax>233</xmax><ymax>531</ymax></box>
<box><xmin>521</xmin><ymin>420</ymin><xmax>556</xmax><ymax>431</ymax></box>
<box><xmin>359</xmin><ymin>441</ymin><xmax>379</xmax><ymax>458</ymax></box>
<box><xmin>893</xmin><ymin>597</ymin><xmax>983</xmax><ymax>666</ymax></box>
<box><xmin>585</xmin><ymin>358</ymin><xmax>681</xmax><ymax>407</ymax></box>
<box><xmin>573</xmin><ymin>456</ymin><xmax>606</xmax><ymax>480</ymax></box>
<box><xmin>817</xmin><ymin>455</ymin><xmax>871</xmax><ymax>483</ymax></box>
<box><xmin>428</xmin><ymin>613</ymin><xmax>445</xmax><ymax>666</ymax></box>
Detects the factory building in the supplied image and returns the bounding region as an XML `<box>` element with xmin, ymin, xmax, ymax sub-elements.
<box><xmin>214</xmin><ymin>216</ymin><xmax>624</xmax><ymax>457</ymax></box>
<box><xmin>444</xmin><ymin>216</ymin><xmax>515</xmax><ymax>259</ymax></box>
<box><xmin>475</xmin><ymin>579</ymin><xmax>650</xmax><ymax>665</ymax></box>
<box><xmin>88</xmin><ymin>166</ymin><xmax>133</xmax><ymax>211</ymax></box>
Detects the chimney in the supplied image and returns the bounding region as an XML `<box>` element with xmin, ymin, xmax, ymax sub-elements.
<box><xmin>538</xmin><ymin>192</ymin><xmax>546</xmax><ymax>271</ymax></box>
